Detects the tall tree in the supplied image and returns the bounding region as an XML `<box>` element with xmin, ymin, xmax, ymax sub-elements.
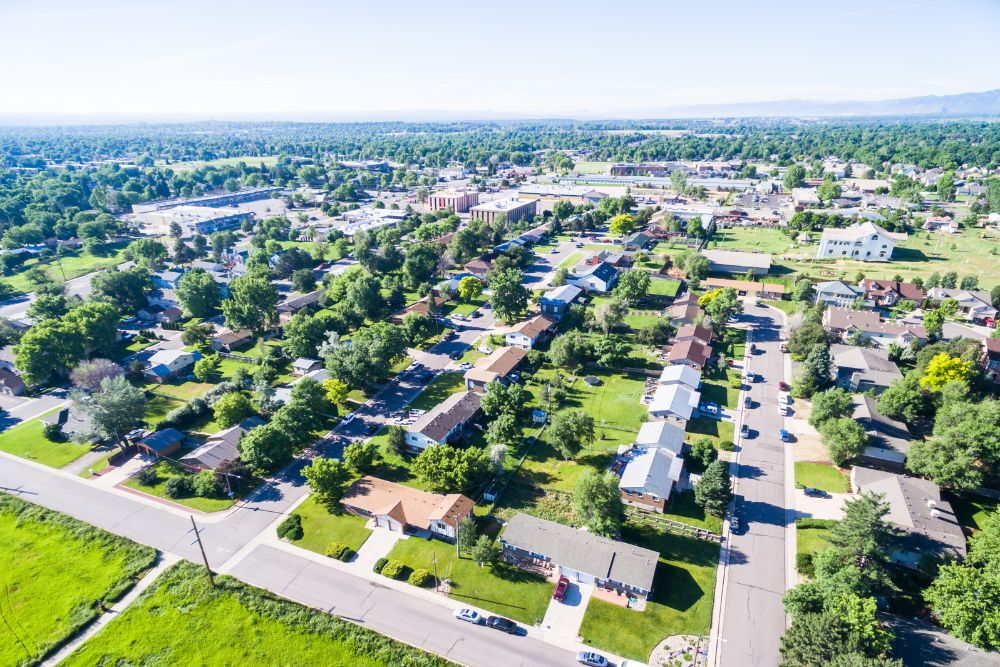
<box><xmin>176</xmin><ymin>268</ymin><xmax>222</xmax><ymax>317</ymax></box>
<box><xmin>488</xmin><ymin>268</ymin><xmax>529</xmax><ymax>324</ymax></box>
<box><xmin>222</xmin><ymin>268</ymin><xmax>279</xmax><ymax>335</ymax></box>
<box><xmin>73</xmin><ymin>376</ymin><xmax>146</xmax><ymax>448</ymax></box>
<box><xmin>695</xmin><ymin>459</ymin><xmax>732</xmax><ymax>516</ymax></box>
<box><xmin>573</xmin><ymin>469</ymin><xmax>624</xmax><ymax>536</ymax></box>
<box><xmin>302</xmin><ymin>457</ymin><xmax>353</xmax><ymax>509</ymax></box>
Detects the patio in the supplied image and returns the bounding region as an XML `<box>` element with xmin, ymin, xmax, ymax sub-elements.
<box><xmin>591</xmin><ymin>583</ymin><xmax>647</xmax><ymax>611</ymax></box>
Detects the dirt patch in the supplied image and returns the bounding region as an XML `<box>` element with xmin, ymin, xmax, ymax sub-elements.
<box><xmin>787</xmin><ymin>398</ymin><xmax>830</xmax><ymax>464</ymax></box>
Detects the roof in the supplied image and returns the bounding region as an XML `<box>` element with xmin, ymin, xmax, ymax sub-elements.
<box><xmin>292</xmin><ymin>357</ymin><xmax>321</xmax><ymax>370</ymax></box>
<box><xmin>508</xmin><ymin>315</ymin><xmax>556</xmax><ymax>340</ymax></box>
<box><xmin>852</xmin><ymin>395</ymin><xmax>911</xmax><ymax>463</ymax></box>
<box><xmin>701</xmin><ymin>249</ymin><xmax>772</xmax><ymax>271</ymax></box>
<box><xmin>675</xmin><ymin>323</ymin><xmax>712</xmax><ymax>344</ymax></box>
<box><xmin>861</xmin><ymin>279</ymin><xmax>925</xmax><ymax>302</ymax></box>
<box><xmin>852</xmin><ymin>467</ymin><xmax>967</xmax><ymax>559</ymax></box>
<box><xmin>213</xmin><ymin>329</ymin><xmax>253</xmax><ymax>345</ymax></box>
<box><xmin>408</xmin><ymin>390</ymin><xmax>482</xmax><ymax>442</ymax></box>
<box><xmin>571</xmin><ymin>261</ymin><xmax>618</xmax><ymax>285</ymax></box>
<box><xmin>668</xmin><ymin>339</ymin><xmax>712</xmax><ymax>367</ymax></box>
<box><xmin>702</xmin><ymin>277</ymin><xmax>785</xmax><ymax>295</ymax></box>
<box><xmin>816</xmin><ymin>280</ymin><xmax>863</xmax><ymax>297</ymax></box>
<box><xmin>179</xmin><ymin>417</ymin><xmax>263</xmax><ymax>469</ymax></box>
<box><xmin>469</xmin><ymin>197</ymin><xmax>535</xmax><ymax>213</ymax></box>
<box><xmin>657</xmin><ymin>364</ymin><xmax>702</xmax><ymax>390</ymax></box>
<box><xmin>823</xmin><ymin>308</ymin><xmax>928</xmax><ymax>339</ymax></box>
<box><xmin>146</xmin><ymin>349</ymin><xmax>198</xmax><ymax>368</ymax></box>
<box><xmin>541</xmin><ymin>284</ymin><xmax>582</xmax><ymax>304</ymax></box>
<box><xmin>278</xmin><ymin>289</ymin><xmax>324</xmax><ymax>312</ymax></box>
<box><xmin>465</xmin><ymin>347</ymin><xmax>527</xmax><ymax>384</ymax></box>
<box><xmin>341</xmin><ymin>476</ymin><xmax>475</xmax><ymax>531</ymax></box>
<box><xmin>927</xmin><ymin>288</ymin><xmax>997</xmax><ymax>314</ymax></box>
<box><xmin>668</xmin><ymin>302</ymin><xmax>702</xmax><ymax>322</ymax></box>
<box><xmin>463</xmin><ymin>259</ymin><xmax>492</xmax><ymax>274</ymax></box>
<box><xmin>648</xmin><ymin>383</ymin><xmax>700</xmax><ymax>420</ymax></box>
<box><xmin>832</xmin><ymin>344</ymin><xmax>902</xmax><ymax>386</ymax></box>
<box><xmin>139</xmin><ymin>428</ymin><xmax>184</xmax><ymax>453</ymax></box>
<box><xmin>500</xmin><ymin>513</ymin><xmax>660</xmax><ymax>593</ymax></box>
<box><xmin>619</xmin><ymin>448</ymin><xmax>682</xmax><ymax>498</ymax></box>
<box><xmin>0</xmin><ymin>367</ymin><xmax>25</xmax><ymax>391</ymax></box>
<box><xmin>634</xmin><ymin>420</ymin><xmax>685</xmax><ymax>456</ymax></box>
<box><xmin>820</xmin><ymin>220</ymin><xmax>905</xmax><ymax>242</ymax></box>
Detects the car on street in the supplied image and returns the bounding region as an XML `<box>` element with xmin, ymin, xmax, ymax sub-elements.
<box><xmin>741</xmin><ymin>423</ymin><xmax>750</xmax><ymax>438</ymax></box>
<box><xmin>730</xmin><ymin>515</ymin><xmax>741</xmax><ymax>534</ymax></box>
<box><xmin>803</xmin><ymin>487</ymin><xmax>827</xmax><ymax>498</ymax></box>
<box><xmin>453</xmin><ymin>608</ymin><xmax>483</xmax><ymax>624</ymax></box>
<box><xmin>485</xmin><ymin>616</ymin><xmax>518</xmax><ymax>634</ymax></box>
<box><xmin>408</xmin><ymin>409</ymin><xmax>426</xmax><ymax>416</ymax></box>
<box><xmin>481</xmin><ymin>302</ymin><xmax>490</xmax><ymax>309</ymax></box>
<box><xmin>780</xmin><ymin>343</ymin><xmax>788</xmax><ymax>353</ymax></box>
<box><xmin>744</xmin><ymin>372</ymin><xmax>756</xmax><ymax>383</ymax></box>
<box><xmin>778</xmin><ymin>381</ymin><xmax>790</xmax><ymax>391</ymax></box>
<box><xmin>744</xmin><ymin>396</ymin><xmax>752</xmax><ymax>409</ymax></box>
<box><xmin>779</xmin><ymin>428</ymin><xmax>791</xmax><ymax>442</ymax></box>
<box><xmin>749</xmin><ymin>343</ymin><xmax>757</xmax><ymax>353</ymax></box>
<box><xmin>342</xmin><ymin>412</ymin><xmax>356</xmax><ymax>424</ymax></box>
<box><xmin>553</xmin><ymin>576</ymin><xmax>570</xmax><ymax>602</ymax></box>
<box><xmin>470</xmin><ymin>310</ymin><xmax>482</xmax><ymax>318</ymax></box>
<box><xmin>550</xmin><ymin>248</ymin><xmax>559</xmax><ymax>254</ymax></box>
<box><xmin>576</xmin><ymin>652</ymin><xmax>609</xmax><ymax>667</ymax></box>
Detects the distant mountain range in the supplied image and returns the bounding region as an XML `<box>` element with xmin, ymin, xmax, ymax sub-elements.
<box><xmin>612</xmin><ymin>88</ymin><xmax>1000</xmax><ymax>119</ymax></box>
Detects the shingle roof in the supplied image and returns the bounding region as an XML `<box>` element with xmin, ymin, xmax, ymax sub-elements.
<box><xmin>541</xmin><ymin>284</ymin><xmax>582</xmax><ymax>304</ymax></box>
<box><xmin>657</xmin><ymin>365</ymin><xmax>702</xmax><ymax>390</ymax></box>
<box><xmin>509</xmin><ymin>315</ymin><xmax>556</xmax><ymax>340</ymax></box>
<box><xmin>139</xmin><ymin>428</ymin><xmax>184</xmax><ymax>453</ymax></box>
<box><xmin>852</xmin><ymin>394</ymin><xmax>911</xmax><ymax>464</ymax></box>
<box><xmin>341</xmin><ymin>476</ymin><xmax>475</xmax><ymax>531</ymax></box>
<box><xmin>668</xmin><ymin>339</ymin><xmax>712</xmax><ymax>366</ymax></box>
<box><xmin>619</xmin><ymin>448</ymin><xmax>683</xmax><ymax>499</ymax></box>
<box><xmin>634</xmin><ymin>421</ymin><xmax>686</xmax><ymax>455</ymax></box>
<box><xmin>409</xmin><ymin>390</ymin><xmax>482</xmax><ymax>442</ymax></box>
<box><xmin>501</xmin><ymin>513</ymin><xmax>660</xmax><ymax>592</ymax></box>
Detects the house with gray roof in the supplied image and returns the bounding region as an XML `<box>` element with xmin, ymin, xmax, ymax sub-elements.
<box><xmin>701</xmin><ymin>249</ymin><xmax>772</xmax><ymax>276</ymax></box>
<box><xmin>815</xmin><ymin>280</ymin><xmax>866</xmax><ymax>309</ymax></box>
<box><xmin>179</xmin><ymin>416</ymin><xmax>263</xmax><ymax>471</ymax></box>
<box><xmin>831</xmin><ymin>344</ymin><xmax>902</xmax><ymax>394</ymax></box>
<box><xmin>404</xmin><ymin>390</ymin><xmax>482</xmax><ymax>451</ymax></box>
<box><xmin>499</xmin><ymin>513</ymin><xmax>660</xmax><ymax>599</ymax></box>
<box><xmin>852</xmin><ymin>394</ymin><xmax>911</xmax><ymax>470</ymax></box>
<box><xmin>618</xmin><ymin>447</ymin><xmax>684</xmax><ymax>513</ymax></box>
<box><xmin>566</xmin><ymin>261</ymin><xmax>619</xmax><ymax>293</ymax></box>
<box><xmin>850</xmin><ymin>466</ymin><xmax>967</xmax><ymax>568</ymax></box>
<box><xmin>539</xmin><ymin>284</ymin><xmax>582</xmax><ymax>319</ymax></box>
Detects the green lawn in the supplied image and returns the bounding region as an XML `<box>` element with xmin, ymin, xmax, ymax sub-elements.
<box><xmin>660</xmin><ymin>490</ymin><xmax>724</xmax><ymax>534</ymax></box>
<box><xmin>686</xmin><ymin>416</ymin><xmax>735</xmax><ymax>451</ymax></box>
<box><xmin>386</xmin><ymin>536</ymin><xmax>554</xmax><ymax>625</ymax></box>
<box><xmin>579</xmin><ymin>527</ymin><xmax>719</xmax><ymax>662</ymax></box>
<box><xmin>1</xmin><ymin>493</ymin><xmax>156</xmax><ymax>667</ymax></box>
<box><xmin>794</xmin><ymin>462</ymin><xmax>850</xmax><ymax>492</ymax></box>
<box><xmin>557</xmin><ymin>251</ymin><xmax>584</xmax><ymax>269</ymax></box>
<box><xmin>708</xmin><ymin>226</ymin><xmax>796</xmax><ymax>255</ymax></box>
<box><xmin>442</xmin><ymin>296</ymin><xmax>485</xmax><ymax>317</ymax></box>
<box><xmin>573</xmin><ymin>161</ymin><xmax>612</xmax><ymax>174</ymax></box>
<box><xmin>149</xmin><ymin>379</ymin><xmax>215</xmax><ymax>401</ymax></box>
<box><xmin>2</xmin><ymin>244</ymin><xmax>129</xmax><ymax>295</ymax></box>
<box><xmin>647</xmin><ymin>278</ymin><xmax>681</xmax><ymax>297</ymax></box>
<box><xmin>408</xmin><ymin>371</ymin><xmax>467</xmax><ymax>411</ymax></box>
<box><xmin>123</xmin><ymin>453</ymin><xmax>235</xmax><ymax>513</ymax></box>
<box><xmin>763</xmin><ymin>299</ymin><xmax>801</xmax><ymax>317</ymax></box>
<box><xmin>289</xmin><ymin>495</ymin><xmax>373</xmax><ymax>554</ymax></box>
<box><xmin>63</xmin><ymin>561</ymin><xmax>451</xmax><ymax>667</ymax></box>
<box><xmin>0</xmin><ymin>414</ymin><xmax>94</xmax><ymax>468</ymax></box>
<box><xmin>950</xmin><ymin>494</ymin><xmax>1000</xmax><ymax>534</ymax></box>
<box><xmin>144</xmin><ymin>395</ymin><xmax>185</xmax><ymax>425</ymax></box>
<box><xmin>79</xmin><ymin>450</ymin><xmax>117</xmax><ymax>478</ymax></box>
<box><xmin>154</xmin><ymin>155</ymin><xmax>282</xmax><ymax>171</ymax></box>
<box><xmin>796</xmin><ymin>518</ymin><xmax>837</xmax><ymax>576</ymax></box>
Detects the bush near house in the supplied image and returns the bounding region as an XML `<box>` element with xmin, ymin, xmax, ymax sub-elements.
<box><xmin>325</xmin><ymin>541</ymin><xmax>355</xmax><ymax>561</ymax></box>
<box><xmin>380</xmin><ymin>559</ymin><xmax>409</xmax><ymax>580</ymax></box>
<box><xmin>373</xmin><ymin>557</ymin><xmax>389</xmax><ymax>574</ymax></box>
<box><xmin>277</xmin><ymin>513</ymin><xmax>304</xmax><ymax>540</ymax></box>
<box><xmin>408</xmin><ymin>568</ymin><xmax>433</xmax><ymax>587</ymax></box>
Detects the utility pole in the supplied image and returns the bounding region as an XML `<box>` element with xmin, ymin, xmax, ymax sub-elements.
<box><xmin>432</xmin><ymin>552</ymin><xmax>440</xmax><ymax>591</ymax></box>
<box><xmin>190</xmin><ymin>515</ymin><xmax>215</xmax><ymax>588</ymax></box>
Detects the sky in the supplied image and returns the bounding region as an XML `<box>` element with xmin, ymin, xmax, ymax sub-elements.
<box><xmin>1</xmin><ymin>0</ymin><xmax>999</xmax><ymax>121</ymax></box>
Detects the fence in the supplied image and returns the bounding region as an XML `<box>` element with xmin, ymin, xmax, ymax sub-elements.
<box><xmin>626</xmin><ymin>507</ymin><xmax>722</xmax><ymax>542</ymax></box>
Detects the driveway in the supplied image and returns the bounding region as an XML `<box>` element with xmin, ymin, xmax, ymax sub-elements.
<box><xmin>795</xmin><ymin>490</ymin><xmax>852</xmax><ymax>521</ymax></box>
<box><xmin>540</xmin><ymin>580</ymin><xmax>592</xmax><ymax>643</ymax></box>
<box><xmin>352</xmin><ymin>524</ymin><xmax>403</xmax><ymax>571</ymax></box>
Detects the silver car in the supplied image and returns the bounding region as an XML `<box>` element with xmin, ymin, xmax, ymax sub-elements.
<box><xmin>577</xmin><ymin>652</ymin><xmax>608</xmax><ymax>667</ymax></box>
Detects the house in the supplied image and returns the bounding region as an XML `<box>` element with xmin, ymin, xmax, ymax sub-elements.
<box><xmin>823</xmin><ymin>307</ymin><xmax>927</xmax><ymax>348</ymax></box>
<box><xmin>137</xmin><ymin>428</ymin><xmax>185</xmax><ymax>458</ymax></box>
<box><xmin>815</xmin><ymin>280</ymin><xmax>866</xmax><ymax>308</ymax></box>
<box><xmin>923</xmin><ymin>216</ymin><xmax>959</xmax><ymax>234</ymax></box>
<box><xmin>0</xmin><ymin>367</ymin><xmax>26</xmax><ymax>396</ymax></box>
<box><xmin>852</xmin><ymin>395</ymin><xmax>911</xmax><ymax>470</ymax></box>
<box><xmin>584</xmin><ymin>250</ymin><xmax>628</xmax><ymax>268</ymax></box>
<box><xmin>340</xmin><ymin>476</ymin><xmax>475</xmax><ymax>542</ymax></box>
<box><xmin>657</xmin><ymin>364</ymin><xmax>702</xmax><ymax>390</ymax></box>
<box><xmin>464</xmin><ymin>346</ymin><xmax>527</xmax><ymax>393</ymax></box>
<box><xmin>860</xmin><ymin>279</ymin><xmax>925</xmax><ymax>307</ymax></box>
<box><xmin>981</xmin><ymin>338</ymin><xmax>1000</xmax><ymax>382</ymax></box>
<box><xmin>831</xmin><ymin>344</ymin><xmax>902</xmax><ymax>394</ymax></box>
<box><xmin>463</xmin><ymin>259</ymin><xmax>493</xmax><ymax>280</ymax></box>
<box><xmin>137</xmin><ymin>303</ymin><xmax>183</xmax><ymax>324</ymax></box>
<box><xmin>647</xmin><ymin>383</ymin><xmax>700</xmax><ymax>423</ymax></box>
<box><xmin>666</xmin><ymin>299</ymin><xmax>703</xmax><ymax>326</ymax></box>
<box><xmin>539</xmin><ymin>284</ymin><xmax>582</xmax><ymax>319</ymax></box>
<box><xmin>618</xmin><ymin>447</ymin><xmax>684</xmax><ymax>513</ymax></box>
<box><xmin>634</xmin><ymin>420</ymin><xmax>686</xmax><ymax>456</ymax></box>
<box><xmin>927</xmin><ymin>288</ymin><xmax>998</xmax><ymax>324</ymax></box>
<box><xmin>816</xmin><ymin>221</ymin><xmax>903</xmax><ymax>261</ymax></box>
<box><xmin>152</xmin><ymin>269</ymin><xmax>185</xmax><ymax>289</ymax></box>
<box><xmin>278</xmin><ymin>289</ymin><xmax>324</xmax><ymax>316</ymax></box>
<box><xmin>667</xmin><ymin>339</ymin><xmax>712</xmax><ymax>370</ymax></box>
<box><xmin>393</xmin><ymin>295</ymin><xmax>447</xmax><ymax>323</ymax></box>
<box><xmin>210</xmin><ymin>329</ymin><xmax>253</xmax><ymax>352</ymax></box>
<box><xmin>623</xmin><ymin>231</ymin><xmax>652</xmax><ymax>251</ymax></box>
<box><xmin>404</xmin><ymin>390</ymin><xmax>482</xmax><ymax>451</ymax></box>
<box><xmin>792</xmin><ymin>188</ymin><xmax>821</xmax><ymax>206</ymax></box>
<box><xmin>701</xmin><ymin>249</ymin><xmax>772</xmax><ymax>276</ymax></box>
<box><xmin>179</xmin><ymin>416</ymin><xmax>264</xmax><ymax>471</ymax></box>
<box><xmin>701</xmin><ymin>277</ymin><xmax>785</xmax><ymax>300</ymax></box>
<box><xmin>500</xmin><ymin>513</ymin><xmax>660</xmax><ymax>599</ymax></box>
<box><xmin>505</xmin><ymin>315</ymin><xmax>555</xmax><ymax>350</ymax></box>
<box><xmin>566</xmin><ymin>261</ymin><xmax>619</xmax><ymax>293</ymax></box>
<box><xmin>850</xmin><ymin>467</ymin><xmax>967</xmax><ymax>568</ymax></box>
<box><xmin>144</xmin><ymin>349</ymin><xmax>202</xmax><ymax>383</ymax></box>
<box><xmin>674</xmin><ymin>324</ymin><xmax>713</xmax><ymax>346</ymax></box>
<box><xmin>40</xmin><ymin>406</ymin><xmax>93</xmax><ymax>441</ymax></box>
<box><xmin>292</xmin><ymin>358</ymin><xmax>323</xmax><ymax>376</ymax></box>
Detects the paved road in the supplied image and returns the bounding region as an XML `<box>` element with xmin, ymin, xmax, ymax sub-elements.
<box><xmin>0</xmin><ymin>260</ymin><xmax>134</xmax><ymax>321</ymax></box>
<box><xmin>716</xmin><ymin>304</ymin><xmax>791</xmax><ymax>667</ymax></box>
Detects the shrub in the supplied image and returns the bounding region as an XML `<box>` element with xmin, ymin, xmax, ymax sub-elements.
<box><xmin>135</xmin><ymin>466</ymin><xmax>159</xmax><ymax>486</ymax></box>
<box><xmin>796</xmin><ymin>552</ymin><xmax>815</xmax><ymax>578</ymax></box>
<box><xmin>408</xmin><ymin>568</ymin><xmax>433</xmax><ymax>587</ymax></box>
<box><xmin>373</xmin><ymin>557</ymin><xmax>389</xmax><ymax>574</ymax></box>
<box><xmin>159</xmin><ymin>397</ymin><xmax>210</xmax><ymax>429</ymax></box>
<box><xmin>276</xmin><ymin>513</ymin><xmax>303</xmax><ymax>540</ymax></box>
<box><xmin>42</xmin><ymin>422</ymin><xmax>65</xmax><ymax>441</ymax></box>
<box><xmin>718</xmin><ymin>439</ymin><xmax>735</xmax><ymax>452</ymax></box>
<box><xmin>192</xmin><ymin>470</ymin><xmax>220</xmax><ymax>497</ymax></box>
<box><xmin>380</xmin><ymin>559</ymin><xmax>408</xmax><ymax>580</ymax></box>
<box><xmin>325</xmin><ymin>541</ymin><xmax>355</xmax><ymax>561</ymax></box>
<box><xmin>163</xmin><ymin>475</ymin><xmax>194</xmax><ymax>498</ymax></box>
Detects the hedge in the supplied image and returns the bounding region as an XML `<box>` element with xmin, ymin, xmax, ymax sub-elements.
<box><xmin>380</xmin><ymin>559</ymin><xmax>408</xmax><ymax>580</ymax></box>
<box><xmin>325</xmin><ymin>541</ymin><xmax>355</xmax><ymax>562</ymax></box>
<box><xmin>277</xmin><ymin>513</ymin><xmax>303</xmax><ymax>540</ymax></box>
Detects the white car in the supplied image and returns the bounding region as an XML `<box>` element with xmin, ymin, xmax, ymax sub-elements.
<box><xmin>459</xmin><ymin>362</ymin><xmax>472</xmax><ymax>371</ymax></box>
<box><xmin>478</xmin><ymin>345</ymin><xmax>493</xmax><ymax>354</ymax></box>
<box><xmin>576</xmin><ymin>652</ymin><xmax>608</xmax><ymax>667</ymax></box>
<box><xmin>342</xmin><ymin>412</ymin><xmax>356</xmax><ymax>424</ymax></box>
<box><xmin>453</xmin><ymin>608</ymin><xmax>483</xmax><ymax>624</ymax></box>
<box><xmin>408</xmin><ymin>409</ymin><xmax>426</xmax><ymax>416</ymax></box>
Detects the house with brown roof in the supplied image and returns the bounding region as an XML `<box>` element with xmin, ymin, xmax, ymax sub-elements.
<box><xmin>860</xmin><ymin>279</ymin><xmax>925</xmax><ymax>307</ymax></box>
<box><xmin>667</xmin><ymin>301</ymin><xmax>703</xmax><ymax>327</ymax></box>
<box><xmin>405</xmin><ymin>390</ymin><xmax>482</xmax><ymax>451</ymax></box>
<box><xmin>392</xmin><ymin>295</ymin><xmax>447</xmax><ymax>323</ymax></box>
<box><xmin>822</xmin><ymin>307</ymin><xmax>927</xmax><ymax>348</ymax></box>
<box><xmin>210</xmin><ymin>329</ymin><xmax>254</xmax><ymax>352</ymax></box>
<box><xmin>463</xmin><ymin>259</ymin><xmax>493</xmax><ymax>280</ymax></box>
<box><xmin>340</xmin><ymin>476</ymin><xmax>475</xmax><ymax>542</ymax></box>
<box><xmin>667</xmin><ymin>339</ymin><xmax>712</xmax><ymax>370</ymax></box>
<box><xmin>674</xmin><ymin>324</ymin><xmax>713</xmax><ymax>347</ymax></box>
<box><xmin>0</xmin><ymin>367</ymin><xmax>26</xmax><ymax>396</ymax></box>
<box><xmin>464</xmin><ymin>346</ymin><xmax>527</xmax><ymax>393</ymax></box>
<box><xmin>505</xmin><ymin>315</ymin><xmax>556</xmax><ymax>350</ymax></box>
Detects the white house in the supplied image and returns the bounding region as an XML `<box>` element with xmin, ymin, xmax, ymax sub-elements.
<box><xmin>657</xmin><ymin>365</ymin><xmax>702</xmax><ymax>390</ymax></box>
<box><xmin>566</xmin><ymin>261</ymin><xmax>619</xmax><ymax>293</ymax></box>
<box><xmin>619</xmin><ymin>447</ymin><xmax>684</xmax><ymax>513</ymax></box>
<box><xmin>505</xmin><ymin>315</ymin><xmax>555</xmax><ymax>350</ymax></box>
<box><xmin>816</xmin><ymin>221</ymin><xmax>902</xmax><ymax>262</ymax></box>
<box><xmin>144</xmin><ymin>349</ymin><xmax>201</xmax><ymax>383</ymax></box>
<box><xmin>647</xmin><ymin>383</ymin><xmax>700</xmax><ymax>423</ymax></box>
<box><xmin>815</xmin><ymin>280</ymin><xmax>866</xmax><ymax>308</ymax></box>
<box><xmin>404</xmin><ymin>391</ymin><xmax>482</xmax><ymax>451</ymax></box>
<box><xmin>634</xmin><ymin>420</ymin><xmax>686</xmax><ymax>456</ymax></box>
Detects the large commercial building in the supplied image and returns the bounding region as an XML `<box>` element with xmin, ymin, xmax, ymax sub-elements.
<box><xmin>469</xmin><ymin>197</ymin><xmax>536</xmax><ymax>224</ymax></box>
<box><xmin>130</xmin><ymin>187</ymin><xmax>281</xmax><ymax>214</ymax></box>
<box><xmin>136</xmin><ymin>205</ymin><xmax>253</xmax><ymax>237</ymax></box>
<box><xmin>427</xmin><ymin>188</ymin><xmax>480</xmax><ymax>213</ymax></box>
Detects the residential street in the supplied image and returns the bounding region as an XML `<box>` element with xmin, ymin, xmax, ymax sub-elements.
<box><xmin>714</xmin><ymin>303</ymin><xmax>791</xmax><ymax>667</ymax></box>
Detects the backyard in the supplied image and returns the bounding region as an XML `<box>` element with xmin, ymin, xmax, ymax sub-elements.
<box><xmin>0</xmin><ymin>413</ymin><xmax>94</xmax><ymax>468</ymax></box>
<box><xmin>62</xmin><ymin>561</ymin><xmax>451</xmax><ymax>667</ymax></box>
<box><xmin>578</xmin><ymin>527</ymin><xmax>719</xmax><ymax>662</ymax></box>
<box><xmin>950</xmin><ymin>493</ymin><xmax>1000</xmax><ymax>534</ymax></box>
<box><xmin>685</xmin><ymin>416</ymin><xmax>735</xmax><ymax>451</ymax></box>
<box><xmin>385</xmin><ymin>535</ymin><xmax>554</xmax><ymax>625</ymax></box>
<box><xmin>0</xmin><ymin>493</ymin><xmax>156</xmax><ymax>667</ymax></box>
<box><xmin>288</xmin><ymin>495</ymin><xmax>373</xmax><ymax>554</ymax></box>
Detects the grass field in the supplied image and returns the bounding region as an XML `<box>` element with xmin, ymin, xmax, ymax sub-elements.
<box><xmin>686</xmin><ymin>416</ymin><xmax>735</xmax><ymax>451</ymax></box>
<box><xmin>288</xmin><ymin>495</ymin><xmax>373</xmax><ymax>554</ymax></box>
<box><xmin>0</xmin><ymin>493</ymin><xmax>156</xmax><ymax>667</ymax></box>
<box><xmin>143</xmin><ymin>395</ymin><xmax>185</xmax><ymax>425</ymax></box>
<box><xmin>579</xmin><ymin>527</ymin><xmax>718</xmax><ymax>661</ymax></box>
<box><xmin>708</xmin><ymin>227</ymin><xmax>797</xmax><ymax>255</ymax></box>
<box><xmin>573</xmin><ymin>161</ymin><xmax>613</xmax><ymax>174</ymax></box>
<box><xmin>659</xmin><ymin>491</ymin><xmax>724</xmax><ymax>534</ymax></box>
<box><xmin>386</xmin><ymin>536</ymin><xmax>554</xmax><ymax>625</ymax></box>
<box><xmin>123</xmin><ymin>452</ymin><xmax>235</xmax><ymax>513</ymax></box>
<box><xmin>557</xmin><ymin>251</ymin><xmax>584</xmax><ymax>269</ymax></box>
<box><xmin>0</xmin><ymin>415</ymin><xmax>94</xmax><ymax>468</ymax></box>
<box><xmin>154</xmin><ymin>155</ymin><xmax>282</xmax><ymax>171</ymax></box>
<box><xmin>63</xmin><ymin>561</ymin><xmax>452</xmax><ymax>667</ymax></box>
<box><xmin>148</xmin><ymin>379</ymin><xmax>215</xmax><ymax>401</ymax></box>
<box><xmin>795</xmin><ymin>518</ymin><xmax>837</xmax><ymax>576</ymax></box>
<box><xmin>794</xmin><ymin>461</ymin><xmax>850</xmax><ymax>492</ymax></box>
<box><xmin>2</xmin><ymin>244</ymin><xmax>129</xmax><ymax>295</ymax></box>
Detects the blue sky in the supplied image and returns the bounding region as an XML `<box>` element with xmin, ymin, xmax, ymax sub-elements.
<box><xmin>2</xmin><ymin>0</ymin><xmax>998</xmax><ymax>118</ymax></box>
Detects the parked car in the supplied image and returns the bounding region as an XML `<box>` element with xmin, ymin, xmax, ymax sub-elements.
<box><xmin>780</xmin><ymin>343</ymin><xmax>788</xmax><ymax>353</ymax></box>
<box><xmin>486</xmin><ymin>616</ymin><xmax>518</xmax><ymax>634</ymax></box>
<box><xmin>342</xmin><ymin>412</ymin><xmax>356</xmax><ymax>424</ymax></box>
<box><xmin>730</xmin><ymin>516</ymin><xmax>741</xmax><ymax>534</ymax></box>
<box><xmin>744</xmin><ymin>396</ymin><xmax>752</xmax><ymax>409</ymax></box>
<box><xmin>553</xmin><ymin>576</ymin><xmax>570</xmax><ymax>602</ymax></box>
<box><xmin>406</xmin><ymin>362</ymin><xmax>422</xmax><ymax>372</ymax></box>
<box><xmin>576</xmin><ymin>652</ymin><xmax>609</xmax><ymax>667</ymax></box>
<box><xmin>779</xmin><ymin>428</ymin><xmax>791</xmax><ymax>442</ymax></box>
<box><xmin>749</xmin><ymin>343</ymin><xmax>757</xmax><ymax>353</ymax></box>
<box><xmin>803</xmin><ymin>487</ymin><xmax>827</xmax><ymax>498</ymax></box>
<box><xmin>701</xmin><ymin>402</ymin><xmax>719</xmax><ymax>415</ymax></box>
<box><xmin>453</xmin><ymin>608</ymin><xmax>483</xmax><ymax>624</ymax></box>
<box><xmin>744</xmin><ymin>372</ymin><xmax>756</xmax><ymax>384</ymax></box>
<box><xmin>778</xmin><ymin>381</ymin><xmax>790</xmax><ymax>391</ymax></box>
<box><xmin>409</xmin><ymin>409</ymin><xmax>426</xmax><ymax>416</ymax></box>
<box><xmin>459</xmin><ymin>362</ymin><xmax>472</xmax><ymax>371</ymax></box>
<box><xmin>470</xmin><ymin>311</ymin><xmax>482</xmax><ymax>318</ymax></box>
<box><xmin>741</xmin><ymin>423</ymin><xmax>750</xmax><ymax>438</ymax></box>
